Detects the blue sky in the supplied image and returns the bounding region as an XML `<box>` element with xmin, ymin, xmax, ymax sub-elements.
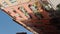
<box><xmin>0</xmin><ymin>9</ymin><xmax>33</xmax><ymax>34</ymax></box>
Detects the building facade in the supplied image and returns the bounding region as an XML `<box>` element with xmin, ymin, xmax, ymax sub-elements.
<box><xmin>47</xmin><ymin>0</ymin><xmax>60</xmax><ymax>10</ymax></box>
<box><xmin>0</xmin><ymin>0</ymin><xmax>58</xmax><ymax>34</ymax></box>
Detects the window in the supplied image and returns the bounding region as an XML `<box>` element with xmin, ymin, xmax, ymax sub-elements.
<box><xmin>10</xmin><ymin>8</ymin><xmax>17</xmax><ymax>13</ymax></box>
<box><xmin>13</xmin><ymin>10</ymin><xmax>17</xmax><ymax>13</ymax></box>
<box><xmin>13</xmin><ymin>16</ymin><xmax>16</xmax><ymax>20</ymax></box>
<box><xmin>8</xmin><ymin>11</ymin><xmax>11</xmax><ymax>14</ymax></box>
<box><xmin>41</xmin><ymin>0</ymin><xmax>52</xmax><ymax>10</ymax></box>
<box><xmin>29</xmin><ymin>4</ymin><xmax>38</xmax><ymax>13</ymax></box>
<box><xmin>57</xmin><ymin>4</ymin><xmax>60</xmax><ymax>9</ymax></box>
<box><xmin>2</xmin><ymin>1</ymin><xmax>8</xmax><ymax>7</ymax></box>
<box><xmin>16</xmin><ymin>13</ymin><xmax>19</xmax><ymax>16</ymax></box>
<box><xmin>35</xmin><ymin>12</ymin><xmax>43</xmax><ymax>19</ymax></box>
<box><xmin>18</xmin><ymin>7</ymin><xmax>30</xmax><ymax>18</ymax></box>
<box><xmin>9</xmin><ymin>0</ymin><xmax>16</xmax><ymax>3</ymax></box>
<box><xmin>28</xmin><ymin>14</ymin><xmax>32</xmax><ymax>19</ymax></box>
<box><xmin>20</xmin><ymin>0</ymin><xmax>30</xmax><ymax>3</ymax></box>
<box><xmin>29</xmin><ymin>4</ymin><xmax>43</xmax><ymax>19</ymax></box>
<box><xmin>0</xmin><ymin>5</ymin><xmax>5</xmax><ymax>9</ymax></box>
<box><xmin>15</xmin><ymin>13</ymin><xmax>22</xmax><ymax>18</ymax></box>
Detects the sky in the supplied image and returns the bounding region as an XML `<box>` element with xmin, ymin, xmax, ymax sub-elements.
<box><xmin>0</xmin><ymin>9</ymin><xmax>33</xmax><ymax>34</ymax></box>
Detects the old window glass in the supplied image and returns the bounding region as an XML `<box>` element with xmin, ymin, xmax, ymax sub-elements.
<box><xmin>9</xmin><ymin>0</ymin><xmax>16</xmax><ymax>3</ymax></box>
<box><xmin>2</xmin><ymin>1</ymin><xmax>8</xmax><ymax>7</ymax></box>
<box><xmin>0</xmin><ymin>5</ymin><xmax>5</xmax><ymax>9</ymax></box>
<box><xmin>18</xmin><ymin>7</ymin><xmax>30</xmax><ymax>18</ymax></box>
<box><xmin>29</xmin><ymin>4</ymin><xmax>43</xmax><ymax>19</ymax></box>
<box><xmin>29</xmin><ymin>4</ymin><xmax>38</xmax><ymax>13</ymax></box>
